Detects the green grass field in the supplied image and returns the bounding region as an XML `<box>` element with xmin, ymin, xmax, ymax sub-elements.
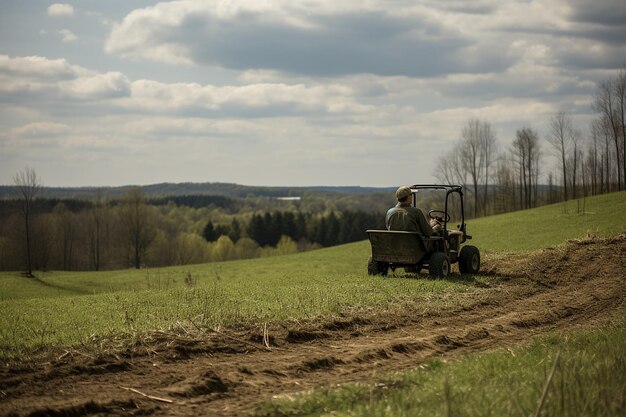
<box><xmin>0</xmin><ymin>245</ymin><xmax>489</xmax><ymax>358</ymax></box>
<box><xmin>469</xmin><ymin>191</ymin><xmax>626</xmax><ymax>252</ymax></box>
<box><xmin>1</xmin><ymin>191</ymin><xmax>625</xmax><ymax>416</ymax></box>
<box><xmin>1</xmin><ymin>191</ymin><xmax>625</xmax><ymax>360</ymax></box>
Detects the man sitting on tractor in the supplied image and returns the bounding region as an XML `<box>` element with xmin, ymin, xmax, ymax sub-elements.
<box><xmin>386</xmin><ymin>186</ymin><xmax>442</xmax><ymax>235</ymax></box>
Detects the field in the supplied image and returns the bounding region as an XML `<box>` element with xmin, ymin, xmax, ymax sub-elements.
<box><xmin>1</xmin><ymin>192</ymin><xmax>625</xmax><ymax>416</ymax></box>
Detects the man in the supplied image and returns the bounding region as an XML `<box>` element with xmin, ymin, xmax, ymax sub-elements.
<box><xmin>386</xmin><ymin>186</ymin><xmax>440</xmax><ymax>236</ymax></box>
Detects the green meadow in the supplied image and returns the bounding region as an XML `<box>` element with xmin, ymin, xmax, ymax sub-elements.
<box><xmin>0</xmin><ymin>191</ymin><xmax>625</xmax><ymax>360</ymax></box>
<box><xmin>469</xmin><ymin>191</ymin><xmax>626</xmax><ymax>252</ymax></box>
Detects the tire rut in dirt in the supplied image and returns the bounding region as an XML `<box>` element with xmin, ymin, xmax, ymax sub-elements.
<box><xmin>16</xmin><ymin>399</ymin><xmax>141</xmax><ymax>417</ymax></box>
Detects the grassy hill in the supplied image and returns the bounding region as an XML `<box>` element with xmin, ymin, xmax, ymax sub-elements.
<box><xmin>1</xmin><ymin>191</ymin><xmax>625</xmax><ymax>359</ymax></box>
<box><xmin>469</xmin><ymin>191</ymin><xmax>626</xmax><ymax>252</ymax></box>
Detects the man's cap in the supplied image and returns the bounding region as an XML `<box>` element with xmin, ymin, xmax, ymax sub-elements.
<box><xmin>396</xmin><ymin>186</ymin><xmax>412</xmax><ymax>200</ymax></box>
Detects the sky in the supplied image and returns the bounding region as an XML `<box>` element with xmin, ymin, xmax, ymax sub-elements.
<box><xmin>0</xmin><ymin>0</ymin><xmax>625</xmax><ymax>187</ymax></box>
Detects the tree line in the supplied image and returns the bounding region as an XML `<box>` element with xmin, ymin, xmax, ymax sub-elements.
<box><xmin>435</xmin><ymin>68</ymin><xmax>626</xmax><ymax>216</ymax></box>
<box><xmin>0</xmin><ymin>176</ymin><xmax>385</xmax><ymax>272</ymax></box>
<box><xmin>204</xmin><ymin>210</ymin><xmax>383</xmax><ymax>248</ymax></box>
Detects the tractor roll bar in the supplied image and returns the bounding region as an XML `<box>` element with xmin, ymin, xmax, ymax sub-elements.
<box><xmin>408</xmin><ymin>184</ymin><xmax>469</xmax><ymax>243</ymax></box>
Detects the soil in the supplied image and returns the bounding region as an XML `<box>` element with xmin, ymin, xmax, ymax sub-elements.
<box><xmin>1</xmin><ymin>234</ymin><xmax>625</xmax><ymax>417</ymax></box>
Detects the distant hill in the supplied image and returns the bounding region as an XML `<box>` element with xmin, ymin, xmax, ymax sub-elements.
<box><xmin>0</xmin><ymin>182</ymin><xmax>398</xmax><ymax>215</ymax></box>
<box><xmin>0</xmin><ymin>182</ymin><xmax>395</xmax><ymax>200</ymax></box>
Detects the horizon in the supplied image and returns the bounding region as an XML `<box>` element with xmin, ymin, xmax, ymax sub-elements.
<box><xmin>0</xmin><ymin>179</ymin><xmax>574</xmax><ymax>191</ymax></box>
<box><xmin>1</xmin><ymin>180</ymin><xmax>396</xmax><ymax>189</ymax></box>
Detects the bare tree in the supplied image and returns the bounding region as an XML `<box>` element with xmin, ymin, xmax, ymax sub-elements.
<box><xmin>118</xmin><ymin>187</ymin><xmax>156</xmax><ymax>269</ymax></box>
<box><xmin>588</xmin><ymin>120</ymin><xmax>602</xmax><ymax>195</ymax></box>
<box><xmin>480</xmin><ymin>122</ymin><xmax>497</xmax><ymax>214</ymax></box>
<box><xmin>13</xmin><ymin>167</ymin><xmax>42</xmax><ymax>277</ymax></box>
<box><xmin>547</xmin><ymin>112</ymin><xmax>573</xmax><ymax>201</ymax></box>
<box><xmin>569</xmin><ymin>129</ymin><xmax>582</xmax><ymax>199</ymax></box>
<box><xmin>513</xmin><ymin>127</ymin><xmax>541</xmax><ymax>209</ymax></box>
<box><xmin>593</xmin><ymin>79</ymin><xmax>622</xmax><ymax>190</ymax></box>
<box><xmin>511</xmin><ymin>134</ymin><xmax>527</xmax><ymax>209</ymax></box>
<box><xmin>459</xmin><ymin>119</ymin><xmax>485</xmax><ymax>217</ymax></box>
<box><xmin>592</xmin><ymin>116</ymin><xmax>614</xmax><ymax>191</ymax></box>
<box><xmin>583</xmin><ymin>139</ymin><xmax>598</xmax><ymax>197</ymax></box>
<box><xmin>616</xmin><ymin>69</ymin><xmax>626</xmax><ymax>189</ymax></box>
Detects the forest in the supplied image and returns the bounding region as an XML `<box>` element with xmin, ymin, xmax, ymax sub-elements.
<box><xmin>1</xmin><ymin>68</ymin><xmax>624</xmax><ymax>273</ymax></box>
<box><xmin>0</xmin><ymin>183</ymin><xmax>387</xmax><ymax>272</ymax></box>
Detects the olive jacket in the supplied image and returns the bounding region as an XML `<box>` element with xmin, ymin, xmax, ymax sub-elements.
<box><xmin>385</xmin><ymin>202</ymin><xmax>434</xmax><ymax>237</ymax></box>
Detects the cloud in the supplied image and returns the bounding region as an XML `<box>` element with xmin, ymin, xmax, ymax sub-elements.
<box><xmin>486</xmin><ymin>0</ymin><xmax>626</xmax><ymax>71</ymax></box>
<box><xmin>105</xmin><ymin>1</ymin><xmax>513</xmax><ymax>77</ymax></box>
<box><xmin>58</xmin><ymin>29</ymin><xmax>78</xmax><ymax>43</ymax></box>
<box><xmin>0</xmin><ymin>55</ymin><xmax>130</xmax><ymax>101</ymax></box>
<box><xmin>64</xmin><ymin>72</ymin><xmax>131</xmax><ymax>99</ymax></box>
<box><xmin>119</xmin><ymin>79</ymin><xmax>367</xmax><ymax>116</ymax></box>
<box><xmin>0</xmin><ymin>51</ymin><xmax>592</xmax><ymax>173</ymax></box>
<box><xmin>0</xmin><ymin>54</ymin><xmax>367</xmax><ymax>117</ymax></box>
<box><xmin>567</xmin><ymin>0</ymin><xmax>626</xmax><ymax>27</ymax></box>
<box><xmin>553</xmin><ymin>39</ymin><xmax>626</xmax><ymax>71</ymax></box>
<box><xmin>0</xmin><ymin>55</ymin><xmax>81</xmax><ymax>80</ymax></box>
<box><xmin>103</xmin><ymin>0</ymin><xmax>624</xmax><ymax>80</ymax></box>
<box><xmin>47</xmin><ymin>3</ymin><xmax>75</xmax><ymax>17</ymax></box>
<box><xmin>419</xmin><ymin>0</ymin><xmax>498</xmax><ymax>15</ymax></box>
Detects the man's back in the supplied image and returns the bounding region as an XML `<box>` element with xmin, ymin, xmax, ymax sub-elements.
<box><xmin>386</xmin><ymin>203</ymin><xmax>433</xmax><ymax>237</ymax></box>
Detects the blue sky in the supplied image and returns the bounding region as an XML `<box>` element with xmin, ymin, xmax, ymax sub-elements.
<box><xmin>1</xmin><ymin>0</ymin><xmax>624</xmax><ymax>187</ymax></box>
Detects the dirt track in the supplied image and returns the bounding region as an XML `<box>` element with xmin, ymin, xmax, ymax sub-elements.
<box><xmin>1</xmin><ymin>234</ymin><xmax>625</xmax><ymax>417</ymax></box>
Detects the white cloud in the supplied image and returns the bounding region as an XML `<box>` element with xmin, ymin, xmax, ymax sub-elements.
<box><xmin>58</xmin><ymin>29</ymin><xmax>78</xmax><ymax>43</ymax></box>
<box><xmin>47</xmin><ymin>3</ymin><xmax>75</xmax><ymax>17</ymax></box>
<box><xmin>0</xmin><ymin>54</ymin><xmax>367</xmax><ymax>115</ymax></box>
<box><xmin>0</xmin><ymin>55</ymin><xmax>129</xmax><ymax>100</ymax></box>
<box><xmin>63</xmin><ymin>72</ymin><xmax>130</xmax><ymax>99</ymax></box>
<box><xmin>118</xmin><ymin>79</ymin><xmax>370</xmax><ymax>116</ymax></box>
<box><xmin>0</xmin><ymin>55</ymin><xmax>81</xmax><ymax>80</ymax></box>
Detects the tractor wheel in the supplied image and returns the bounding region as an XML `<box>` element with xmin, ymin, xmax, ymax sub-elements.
<box><xmin>367</xmin><ymin>257</ymin><xmax>388</xmax><ymax>276</ymax></box>
<box><xmin>428</xmin><ymin>252</ymin><xmax>450</xmax><ymax>278</ymax></box>
<box><xmin>459</xmin><ymin>245</ymin><xmax>480</xmax><ymax>274</ymax></box>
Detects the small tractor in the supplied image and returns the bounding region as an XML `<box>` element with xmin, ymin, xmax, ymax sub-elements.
<box><xmin>367</xmin><ymin>184</ymin><xmax>480</xmax><ymax>278</ymax></box>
